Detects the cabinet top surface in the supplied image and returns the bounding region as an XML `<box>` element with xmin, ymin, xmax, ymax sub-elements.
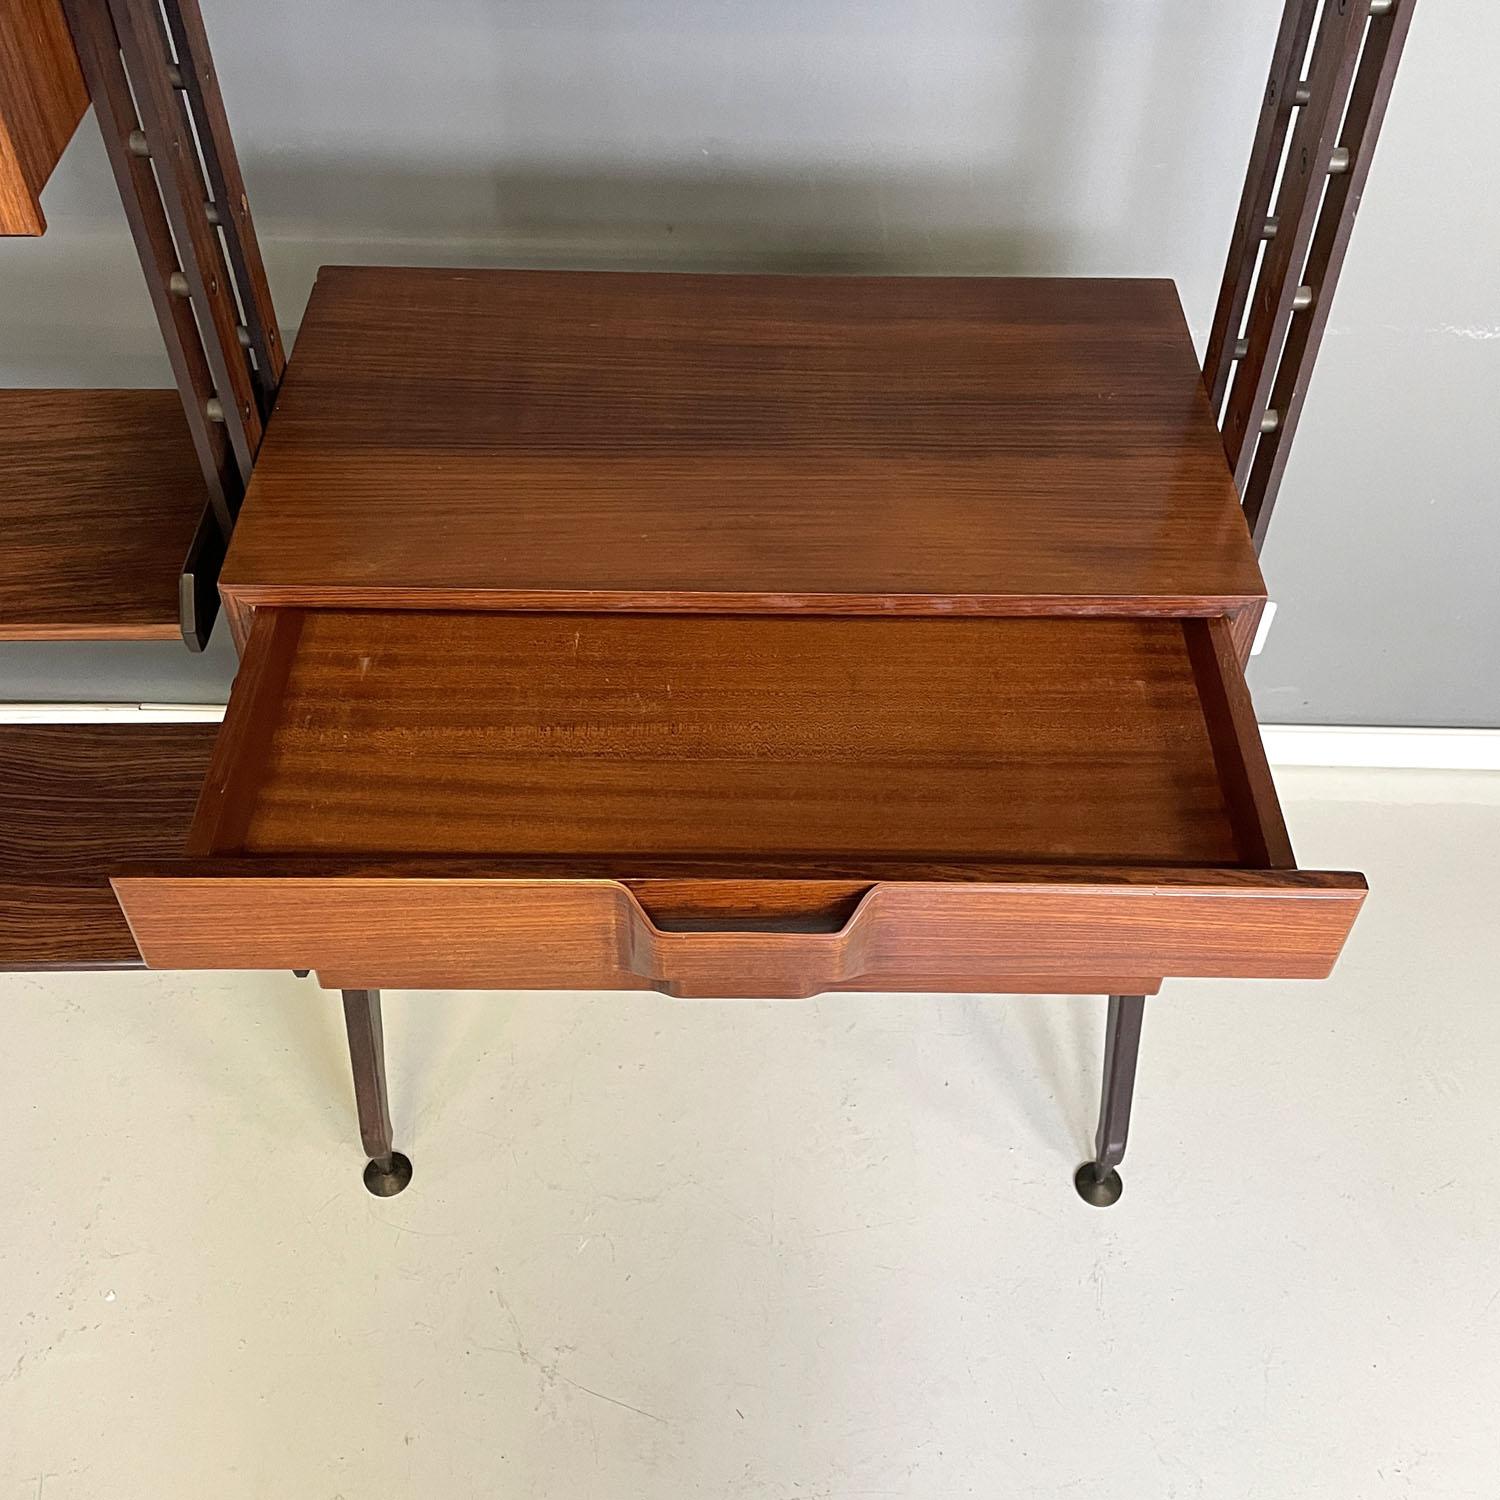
<box><xmin>223</xmin><ymin>267</ymin><xmax>1262</xmax><ymax>613</ymax></box>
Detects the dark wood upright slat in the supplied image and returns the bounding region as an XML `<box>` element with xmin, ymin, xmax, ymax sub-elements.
<box><xmin>1203</xmin><ymin>0</ymin><xmax>1319</xmax><ymax>411</ymax></box>
<box><xmin>1242</xmin><ymin>1</ymin><xmax>1418</xmax><ymax>547</ymax></box>
<box><xmin>106</xmin><ymin>0</ymin><xmax>262</xmax><ymax>476</ymax></box>
<box><xmin>159</xmin><ymin>0</ymin><xmax>285</xmax><ymax>410</ymax></box>
<box><xmin>1220</xmin><ymin>0</ymin><xmax>1369</xmax><ymax>482</ymax></box>
<box><xmin>0</xmin><ymin>724</ymin><xmax>217</xmax><ymax>969</ymax></box>
<box><xmin>60</xmin><ymin>0</ymin><xmax>236</xmax><ymax>531</ymax></box>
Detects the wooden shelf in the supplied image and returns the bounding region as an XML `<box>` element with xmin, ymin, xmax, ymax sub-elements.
<box><xmin>0</xmin><ymin>723</ymin><xmax>216</xmax><ymax>968</ymax></box>
<box><xmin>221</xmin><ymin>268</ymin><xmax>1265</xmax><ymax>645</ymax></box>
<box><xmin>0</xmin><ymin>0</ymin><xmax>87</xmax><ymax>235</ymax></box>
<box><xmin>0</xmin><ymin>390</ymin><xmax>213</xmax><ymax>642</ymax></box>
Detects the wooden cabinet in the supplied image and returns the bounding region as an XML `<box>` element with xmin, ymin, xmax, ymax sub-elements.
<box><xmin>0</xmin><ymin>0</ymin><xmax>1404</xmax><ymax>1198</ymax></box>
<box><xmin>0</xmin><ymin>0</ymin><xmax>86</xmax><ymax>235</ymax></box>
<box><xmin>107</xmin><ymin>268</ymin><xmax>1366</xmax><ymax>1006</ymax></box>
<box><xmin>0</xmin><ymin>269</ymin><xmax>1360</xmax><ymax>1011</ymax></box>
<box><xmin>0</xmin><ymin>266</ymin><xmax>1366</xmax><ymax>1197</ymax></box>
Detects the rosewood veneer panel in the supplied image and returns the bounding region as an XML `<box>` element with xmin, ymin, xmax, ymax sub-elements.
<box><xmin>0</xmin><ymin>390</ymin><xmax>209</xmax><ymax>639</ymax></box>
<box><xmin>114</xmin><ymin>871</ymin><xmax>1364</xmax><ymax>997</ymax></box>
<box><xmin>221</xmin><ymin>269</ymin><xmax>1263</xmax><ymax>628</ymax></box>
<box><xmin>0</xmin><ymin>724</ymin><xmax>217</xmax><ymax>967</ymax></box>
<box><xmin>0</xmin><ymin>0</ymin><xmax>86</xmax><ymax>235</ymax></box>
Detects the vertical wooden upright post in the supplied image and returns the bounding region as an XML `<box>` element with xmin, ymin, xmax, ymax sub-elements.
<box><xmin>1206</xmin><ymin>0</ymin><xmax>1417</xmax><ymax>552</ymax></box>
<box><xmin>59</xmin><ymin>0</ymin><xmax>285</xmax><ymax>647</ymax></box>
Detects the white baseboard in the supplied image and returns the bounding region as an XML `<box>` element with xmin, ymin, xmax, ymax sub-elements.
<box><xmin>0</xmin><ymin>703</ymin><xmax>227</xmax><ymax>723</ymax></box>
<box><xmin>1258</xmin><ymin>725</ymin><xmax>1500</xmax><ymax>772</ymax></box>
<box><xmin>0</xmin><ymin>704</ymin><xmax>1496</xmax><ymax>771</ymax></box>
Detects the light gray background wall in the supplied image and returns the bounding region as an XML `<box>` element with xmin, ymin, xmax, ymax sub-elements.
<box><xmin>1</xmin><ymin>0</ymin><xmax>1493</xmax><ymax>724</ymax></box>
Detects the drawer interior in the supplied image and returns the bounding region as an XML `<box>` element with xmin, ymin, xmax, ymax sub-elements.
<box><xmin>189</xmin><ymin>608</ymin><xmax>1292</xmax><ymax>873</ymax></box>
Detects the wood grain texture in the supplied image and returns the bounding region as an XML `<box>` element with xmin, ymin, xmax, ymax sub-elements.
<box><xmin>1184</xmin><ymin>616</ymin><xmax>1295</xmax><ymax>869</ymax></box>
<box><xmin>112</xmin><ymin>856</ymin><xmax>1372</xmax><ymax>889</ymax></box>
<box><xmin>193</xmin><ymin>609</ymin><xmax>1286</xmax><ymax>869</ymax></box>
<box><xmin>0</xmin><ymin>0</ymin><xmax>86</xmax><ymax>235</ymax></box>
<box><xmin>0</xmin><ymin>724</ymin><xmax>217</xmax><ymax>968</ymax></box>
<box><xmin>221</xmin><ymin>269</ymin><xmax>1264</xmax><ymax>625</ymax></box>
<box><xmin>184</xmin><ymin>606</ymin><xmax>301</xmax><ymax>852</ymax></box>
<box><xmin>111</xmin><ymin>871</ymin><xmax>1366</xmax><ymax>995</ymax></box>
<box><xmin>0</xmin><ymin>390</ymin><xmax>210</xmax><ymax>639</ymax></box>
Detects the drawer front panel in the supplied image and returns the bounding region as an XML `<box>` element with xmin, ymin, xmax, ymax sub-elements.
<box><xmin>113</xmin><ymin>873</ymin><xmax>1365</xmax><ymax>997</ymax></box>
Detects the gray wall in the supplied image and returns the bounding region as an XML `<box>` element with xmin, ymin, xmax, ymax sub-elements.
<box><xmin>2</xmin><ymin>1</ymin><xmax>1492</xmax><ymax>724</ymax></box>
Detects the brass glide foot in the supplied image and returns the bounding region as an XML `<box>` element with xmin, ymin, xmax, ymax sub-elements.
<box><xmin>1074</xmin><ymin>1161</ymin><xmax>1123</xmax><ymax>1207</ymax></box>
<box><xmin>363</xmin><ymin>1151</ymin><xmax>414</xmax><ymax>1197</ymax></box>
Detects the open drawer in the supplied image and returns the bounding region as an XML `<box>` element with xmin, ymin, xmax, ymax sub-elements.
<box><xmin>112</xmin><ymin>608</ymin><xmax>1365</xmax><ymax>996</ymax></box>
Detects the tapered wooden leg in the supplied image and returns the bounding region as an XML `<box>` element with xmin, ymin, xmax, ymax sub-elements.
<box><xmin>1075</xmin><ymin>994</ymin><xmax>1145</xmax><ymax>1207</ymax></box>
<box><xmin>340</xmin><ymin>989</ymin><xmax>412</xmax><ymax>1196</ymax></box>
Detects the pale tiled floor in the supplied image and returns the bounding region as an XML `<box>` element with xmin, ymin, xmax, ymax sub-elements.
<box><xmin>2</xmin><ymin>766</ymin><xmax>1496</xmax><ymax>1498</ymax></box>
